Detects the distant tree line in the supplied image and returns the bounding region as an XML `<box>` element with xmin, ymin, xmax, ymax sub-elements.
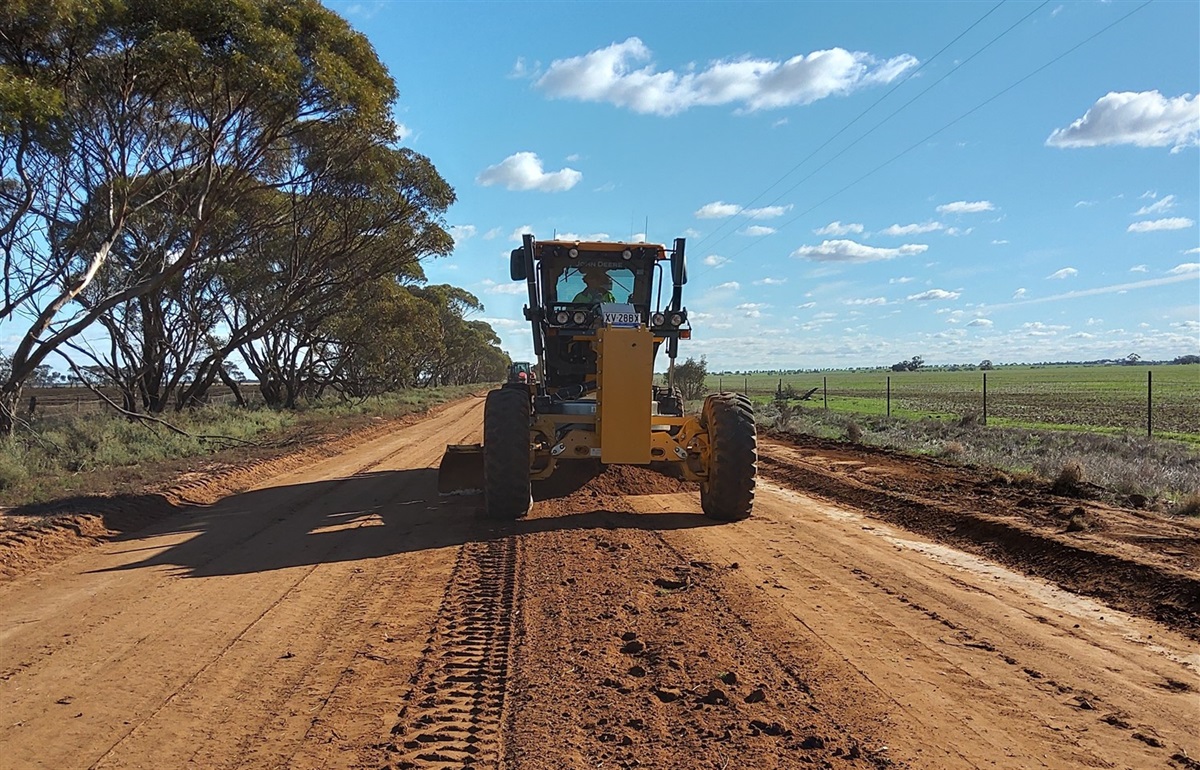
<box><xmin>0</xmin><ymin>0</ymin><xmax>507</xmax><ymax>432</ymax></box>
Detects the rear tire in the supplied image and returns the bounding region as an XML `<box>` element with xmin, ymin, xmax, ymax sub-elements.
<box><xmin>484</xmin><ymin>387</ymin><xmax>532</xmax><ymax>519</ymax></box>
<box><xmin>699</xmin><ymin>393</ymin><xmax>756</xmax><ymax>521</ymax></box>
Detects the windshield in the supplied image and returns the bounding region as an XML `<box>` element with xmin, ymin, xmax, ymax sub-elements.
<box><xmin>544</xmin><ymin>259</ymin><xmax>651</xmax><ymax>306</ymax></box>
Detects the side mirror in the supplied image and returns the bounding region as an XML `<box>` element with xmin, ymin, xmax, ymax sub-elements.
<box><xmin>510</xmin><ymin>248</ymin><xmax>527</xmax><ymax>281</ymax></box>
<box><xmin>671</xmin><ymin>238</ymin><xmax>688</xmax><ymax>286</ymax></box>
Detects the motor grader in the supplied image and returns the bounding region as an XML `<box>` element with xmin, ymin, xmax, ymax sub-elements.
<box><xmin>439</xmin><ymin>235</ymin><xmax>756</xmax><ymax>520</ymax></box>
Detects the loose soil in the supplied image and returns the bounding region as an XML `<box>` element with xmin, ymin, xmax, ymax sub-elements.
<box><xmin>0</xmin><ymin>396</ymin><xmax>1196</xmax><ymax>769</ymax></box>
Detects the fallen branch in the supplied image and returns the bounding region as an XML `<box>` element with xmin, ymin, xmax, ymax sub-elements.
<box><xmin>61</xmin><ymin>359</ymin><xmax>261</xmax><ymax>448</ymax></box>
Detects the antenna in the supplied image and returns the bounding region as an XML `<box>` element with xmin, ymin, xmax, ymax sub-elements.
<box><xmin>644</xmin><ymin>216</ymin><xmax>649</xmax><ymax>243</ymax></box>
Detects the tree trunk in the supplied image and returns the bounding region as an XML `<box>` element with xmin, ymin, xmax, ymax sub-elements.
<box><xmin>217</xmin><ymin>366</ymin><xmax>246</xmax><ymax>408</ymax></box>
<box><xmin>0</xmin><ymin>386</ymin><xmax>22</xmax><ymax>435</ymax></box>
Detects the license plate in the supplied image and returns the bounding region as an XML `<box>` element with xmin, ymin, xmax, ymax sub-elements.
<box><xmin>603</xmin><ymin>311</ymin><xmax>639</xmax><ymax>327</ymax></box>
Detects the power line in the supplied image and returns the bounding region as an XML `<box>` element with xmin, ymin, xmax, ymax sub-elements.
<box><xmin>692</xmin><ymin>0</ymin><xmax>1008</xmax><ymax>254</ymax></box>
<box><xmin>721</xmin><ymin>0</ymin><xmax>1153</xmax><ymax>270</ymax></box>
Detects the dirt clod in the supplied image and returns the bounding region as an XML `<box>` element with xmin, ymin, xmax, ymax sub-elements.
<box><xmin>620</xmin><ymin>640</ymin><xmax>645</xmax><ymax>655</ymax></box>
<box><xmin>744</xmin><ymin>688</ymin><xmax>766</xmax><ymax>704</ymax></box>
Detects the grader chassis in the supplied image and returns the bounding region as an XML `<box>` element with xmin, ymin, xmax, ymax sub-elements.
<box><xmin>439</xmin><ymin>236</ymin><xmax>756</xmax><ymax>521</ymax></box>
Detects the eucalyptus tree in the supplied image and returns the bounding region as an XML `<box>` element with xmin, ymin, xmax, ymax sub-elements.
<box><xmin>0</xmin><ymin>0</ymin><xmax>418</xmax><ymax>431</ymax></box>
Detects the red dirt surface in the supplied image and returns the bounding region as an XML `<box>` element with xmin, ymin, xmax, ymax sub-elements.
<box><xmin>0</xmin><ymin>397</ymin><xmax>1196</xmax><ymax>769</ymax></box>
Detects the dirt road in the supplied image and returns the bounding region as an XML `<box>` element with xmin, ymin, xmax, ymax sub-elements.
<box><xmin>1</xmin><ymin>396</ymin><xmax>1196</xmax><ymax>769</ymax></box>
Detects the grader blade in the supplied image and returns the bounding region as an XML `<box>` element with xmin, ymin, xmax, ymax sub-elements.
<box><xmin>437</xmin><ymin>444</ymin><xmax>484</xmax><ymax>495</ymax></box>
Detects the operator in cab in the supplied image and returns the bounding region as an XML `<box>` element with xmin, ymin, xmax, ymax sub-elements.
<box><xmin>573</xmin><ymin>268</ymin><xmax>615</xmax><ymax>304</ymax></box>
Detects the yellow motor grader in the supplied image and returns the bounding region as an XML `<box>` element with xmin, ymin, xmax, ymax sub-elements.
<box><xmin>439</xmin><ymin>235</ymin><xmax>756</xmax><ymax>520</ymax></box>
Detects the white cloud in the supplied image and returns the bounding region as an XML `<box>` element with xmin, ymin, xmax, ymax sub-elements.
<box><xmin>1046</xmin><ymin>91</ymin><xmax>1200</xmax><ymax>152</ymax></box>
<box><xmin>843</xmin><ymin>297</ymin><xmax>887</xmax><ymax>306</ymax></box>
<box><xmin>1184</xmin><ymin>247</ymin><xmax>1200</xmax><ymax>255</ymax></box>
<box><xmin>882</xmin><ymin>221</ymin><xmax>943</xmax><ymax>236</ymax></box>
<box><xmin>753</xmin><ymin>277</ymin><xmax>787</xmax><ymax>285</ymax></box>
<box><xmin>889</xmin><ymin>276</ymin><xmax>915</xmax><ymax>284</ymax></box>
<box><xmin>1012</xmin><ymin>288</ymin><xmax>1027</xmax><ymax>299</ymax></box>
<box><xmin>814</xmin><ymin>221</ymin><xmax>864</xmax><ymax>236</ymax></box>
<box><xmin>394</xmin><ymin>122</ymin><xmax>412</xmax><ymax>142</ymax></box>
<box><xmin>944</xmin><ymin>226</ymin><xmax>973</xmax><ymax>237</ymax></box>
<box><xmin>449</xmin><ymin>224</ymin><xmax>477</xmax><ymax>242</ymax></box>
<box><xmin>1047</xmin><ymin>267</ymin><xmax>1078</xmax><ymax>279</ymax></box>
<box><xmin>713</xmin><ymin>281</ymin><xmax>740</xmax><ymax>290</ymax></box>
<box><xmin>907</xmin><ymin>289</ymin><xmax>960</xmax><ymax>301</ymax></box>
<box><xmin>565</xmin><ymin>153</ymin><xmax>582</xmax><ymax>162</ymax></box>
<box><xmin>477</xmin><ymin>152</ymin><xmax>582</xmax><ymax>192</ymax></box>
<box><xmin>703</xmin><ymin>254</ymin><xmax>729</xmax><ymax>267</ymax></box>
<box><xmin>553</xmin><ymin>232</ymin><xmax>610</xmax><ymax>241</ymax></box>
<box><xmin>791</xmin><ymin>239</ymin><xmax>927</xmax><ymax>263</ymax></box>
<box><xmin>991</xmin><ymin>239</ymin><xmax>1009</xmax><ymax>245</ymax></box>
<box><xmin>481</xmin><ymin>279</ymin><xmax>527</xmax><ymax>295</ymax></box>
<box><xmin>966</xmin><ymin>318</ymin><xmax>993</xmax><ymax>327</ymax></box>
<box><xmin>630</xmin><ymin>232</ymin><xmax>647</xmax><ymax>243</ymax></box>
<box><xmin>740</xmin><ymin>225</ymin><xmax>777</xmax><ymax>236</ymax></box>
<box><xmin>1127</xmin><ymin>217</ymin><xmax>1195</xmax><ymax>233</ymax></box>
<box><xmin>936</xmin><ymin>200</ymin><xmax>994</xmax><ymax>215</ymax></box>
<box><xmin>535</xmin><ymin>37</ymin><xmax>919</xmax><ymax>116</ymax></box>
<box><xmin>695</xmin><ymin>201</ymin><xmax>791</xmax><ymax>219</ymax></box>
<box><xmin>1075</xmin><ymin>200</ymin><xmax>1097</xmax><ymax>208</ymax></box>
<box><xmin>1129</xmin><ymin>264</ymin><xmax>1149</xmax><ymax>273</ymax></box>
<box><xmin>509</xmin><ymin>226</ymin><xmax>534</xmax><ymax>242</ymax></box>
<box><xmin>1166</xmin><ymin>262</ymin><xmax>1200</xmax><ymax>275</ymax></box>
<box><xmin>1133</xmin><ymin>194</ymin><xmax>1176</xmax><ymax>216</ymax></box>
<box><xmin>483</xmin><ymin>227</ymin><xmax>503</xmax><ymax>240</ymax></box>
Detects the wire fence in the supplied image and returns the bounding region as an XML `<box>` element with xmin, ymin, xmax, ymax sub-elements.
<box><xmin>711</xmin><ymin>369</ymin><xmax>1200</xmax><ymax>438</ymax></box>
<box><xmin>23</xmin><ymin>388</ymin><xmax>242</xmax><ymax>417</ymax></box>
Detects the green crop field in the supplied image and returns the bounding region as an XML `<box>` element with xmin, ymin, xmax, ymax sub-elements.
<box><xmin>705</xmin><ymin>364</ymin><xmax>1200</xmax><ymax>439</ymax></box>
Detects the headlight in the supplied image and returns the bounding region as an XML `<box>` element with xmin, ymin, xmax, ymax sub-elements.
<box><xmin>669</xmin><ymin>313</ymin><xmax>684</xmax><ymax>326</ymax></box>
<box><xmin>651</xmin><ymin>312</ymin><xmax>666</xmax><ymax>326</ymax></box>
<box><xmin>572</xmin><ymin>310</ymin><xmax>587</xmax><ymax>325</ymax></box>
<box><xmin>555</xmin><ymin>310</ymin><xmax>570</xmax><ymax>325</ymax></box>
<box><xmin>622</xmin><ymin>249</ymin><xmax>632</xmax><ymax>260</ymax></box>
<box><xmin>568</xmin><ymin>247</ymin><xmax>579</xmax><ymax>258</ymax></box>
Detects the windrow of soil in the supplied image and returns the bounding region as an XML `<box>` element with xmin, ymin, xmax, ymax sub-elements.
<box><xmin>760</xmin><ymin>429</ymin><xmax>1200</xmax><ymax>641</ymax></box>
<box><xmin>0</xmin><ymin>397</ymin><xmax>483</xmax><ymax>583</ymax></box>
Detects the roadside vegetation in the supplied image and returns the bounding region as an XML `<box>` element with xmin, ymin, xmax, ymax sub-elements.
<box><xmin>755</xmin><ymin>400</ymin><xmax>1200</xmax><ymax>509</ymax></box>
<box><xmin>0</xmin><ymin>385</ymin><xmax>481</xmax><ymax>508</ymax></box>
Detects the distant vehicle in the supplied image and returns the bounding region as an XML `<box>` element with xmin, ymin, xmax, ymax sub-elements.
<box><xmin>507</xmin><ymin>361</ymin><xmax>533</xmax><ymax>384</ymax></box>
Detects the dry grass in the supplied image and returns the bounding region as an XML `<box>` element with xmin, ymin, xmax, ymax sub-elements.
<box><xmin>758</xmin><ymin>401</ymin><xmax>1200</xmax><ymax>503</ymax></box>
<box><xmin>0</xmin><ymin>385</ymin><xmax>481</xmax><ymax>506</ymax></box>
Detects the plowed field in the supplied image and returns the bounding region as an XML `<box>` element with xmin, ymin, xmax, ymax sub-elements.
<box><xmin>1</xmin><ymin>396</ymin><xmax>1197</xmax><ymax>769</ymax></box>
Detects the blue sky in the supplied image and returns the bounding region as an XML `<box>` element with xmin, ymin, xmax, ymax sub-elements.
<box><xmin>334</xmin><ymin>0</ymin><xmax>1198</xmax><ymax>370</ymax></box>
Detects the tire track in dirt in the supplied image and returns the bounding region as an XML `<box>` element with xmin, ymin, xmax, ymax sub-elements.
<box><xmin>501</xmin><ymin>466</ymin><xmax>893</xmax><ymax>770</ymax></box>
<box><xmin>386</xmin><ymin>536</ymin><xmax>518</xmax><ymax>769</ymax></box>
<box><xmin>756</xmin><ymin>441</ymin><xmax>1200</xmax><ymax>640</ymax></box>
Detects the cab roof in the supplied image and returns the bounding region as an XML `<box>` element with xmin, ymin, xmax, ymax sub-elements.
<box><xmin>533</xmin><ymin>239</ymin><xmax>668</xmax><ymax>261</ymax></box>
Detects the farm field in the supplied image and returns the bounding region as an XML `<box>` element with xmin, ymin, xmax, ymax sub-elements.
<box><xmin>708</xmin><ymin>364</ymin><xmax>1200</xmax><ymax>439</ymax></box>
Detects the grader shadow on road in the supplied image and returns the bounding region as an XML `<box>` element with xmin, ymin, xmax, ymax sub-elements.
<box><xmin>94</xmin><ymin>468</ymin><xmax>718</xmax><ymax>578</ymax></box>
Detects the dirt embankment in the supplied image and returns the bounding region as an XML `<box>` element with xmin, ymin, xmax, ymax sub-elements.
<box><xmin>760</xmin><ymin>429</ymin><xmax>1200</xmax><ymax>641</ymax></box>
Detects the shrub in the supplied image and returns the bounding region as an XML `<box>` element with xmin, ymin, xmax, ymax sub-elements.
<box><xmin>1179</xmin><ymin>493</ymin><xmax>1200</xmax><ymax>518</ymax></box>
<box><xmin>1051</xmin><ymin>459</ymin><xmax>1086</xmax><ymax>496</ymax></box>
<box><xmin>845</xmin><ymin>421</ymin><xmax>863</xmax><ymax>443</ymax></box>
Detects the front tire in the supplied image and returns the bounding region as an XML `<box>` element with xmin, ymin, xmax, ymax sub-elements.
<box><xmin>484</xmin><ymin>388</ymin><xmax>532</xmax><ymax>519</ymax></box>
<box><xmin>699</xmin><ymin>393</ymin><xmax>757</xmax><ymax>521</ymax></box>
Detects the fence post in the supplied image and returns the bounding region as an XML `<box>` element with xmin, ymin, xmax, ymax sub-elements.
<box><xmin>886</xmin><ymin>376</ymin><xmax>891</xmax><ymax>417</ymax></box>
<box><xmin>744</xmin><ymin>376</ymin><xmax>748</xmax><ymax>395</ymax></box>
<box><xmin>823</xmin><ymin>376</ymin><xmax>828</xmax><ymax>411</ymax></box>
<box><xmin>719</xmin><ymin>377</ymin><xmax>723</xmax><ymax>392</ymax></box>
<box><xmin>982</xmin><ymin>372</ymin><xmax>988</xmax><ymax>426</ymax></box>
<box><xmin>1147</xmin><ymin>370</ymin><xmax>1152</xmax><ymax>439</ymax></box>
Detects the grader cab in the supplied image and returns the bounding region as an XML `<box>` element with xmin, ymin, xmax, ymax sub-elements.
<box><xmin>438</xmin><ymin>235</ymin><xmax>756</xmax><ymax>520</ymax></box>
